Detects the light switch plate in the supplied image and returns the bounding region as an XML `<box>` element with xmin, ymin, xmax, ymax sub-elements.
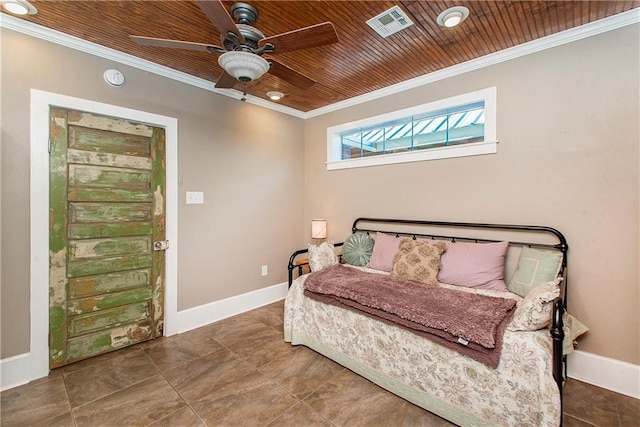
<box><xmin>186</xmin><ymin>191</ymin><xmax>204</xmax><ymax>204</ymax></box>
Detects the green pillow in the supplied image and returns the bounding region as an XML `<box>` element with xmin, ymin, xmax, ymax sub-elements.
<box><xmin>342</xmin><ymin>233</ymin><xmax>374</xmax><ymax>266</ymax></box>
<box><xmin>508</xmin><ymin>247</ymin><xmax>563</xmax><ymax>297</ymax></box>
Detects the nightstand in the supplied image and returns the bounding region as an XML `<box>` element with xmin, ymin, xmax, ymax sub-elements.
<box><xmin>294</xmin><ymin>258</ymin><xmax>309</xmax><ymax>276</ymax></box>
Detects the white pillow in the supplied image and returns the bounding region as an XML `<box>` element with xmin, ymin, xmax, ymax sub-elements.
<box><xmin>308</xmin><ymin>241</ymin><xmax>338</xmax><ymax>272</ymax></box>
<box><xmin>563</xmin><ymin>312</ymin><xmax>589</xmax><ymax>354</ymax></box>
<box><xmin>508</xmin><ymin>278</ymin><xmax>561</xmax><ymax>331</ymax></box>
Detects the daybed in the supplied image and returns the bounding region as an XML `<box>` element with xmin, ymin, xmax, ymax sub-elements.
<box><xmin>285</xmin><ymin>218</ymin><xmax>580</xmax><ymax>427</ymax></box>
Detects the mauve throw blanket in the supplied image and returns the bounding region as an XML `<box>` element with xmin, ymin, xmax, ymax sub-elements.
<box><xmin>304</xmin><ymin>264</ymin><xmax>516</xmax><ymax>368</ymax></box>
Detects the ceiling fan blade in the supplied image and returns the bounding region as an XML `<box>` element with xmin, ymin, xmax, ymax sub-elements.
<box><xmin>214</xmin><ymin>70</ymin><xmax>238</xmax><ymax>89</ymax></box>
<box><xmin>130</xmin><ymin>35</ymin><xmax>224</xmax><ymax>53</ymax></box>
<box><xmin>268</xmin><ymin>60</ymin><xmax>315</xmax><ymax>89</ymax></box>
<box><xmin>259</xmin><ymin>22</ymin><xmax>338</xmax><ymax>54</ymax></box>
<box><xmin>195</xmin><ymin>0</ymin><xmax>244</xmax><ymax>43</ymax></box>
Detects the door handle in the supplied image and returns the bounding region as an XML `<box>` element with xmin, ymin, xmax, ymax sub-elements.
<box><xmin>153</xmin><ymin>240</ymin><xmax>169</xmax><ymax>251</ymax></box>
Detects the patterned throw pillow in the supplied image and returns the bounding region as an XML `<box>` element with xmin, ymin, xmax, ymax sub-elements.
<box><xmin>342</xmin><ymin>233</ymin><xmax>375</xmax><ymax>266</ymax></box>
<box><xmin>308</xmin><ymin>241</ymin><xmax>338</xmax><ymax>272</ymax></box>
<box><xmin>508</xmin><ymin>247</ymin><xmax>563</xmax><ymax>297</ymax></box>
<box><xmin>563</xmin><ymin>312</ymin><xmax>589</xmax><ymax>354</ymax></box>
<box><xmin>508</xmin><ymin>279</ymin><xmax>561</xmax><ymax>331</ymax></box>
<box><xmin>390</xmin><ymin>239</ymin><xmax>447</xmax><ymax>286</ymax></box>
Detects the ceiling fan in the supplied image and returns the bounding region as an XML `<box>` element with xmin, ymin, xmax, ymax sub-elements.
<box><xmin>130</xmin><ymin>0</ymin><xmax>339</xmax><ymax>91</ymax></box>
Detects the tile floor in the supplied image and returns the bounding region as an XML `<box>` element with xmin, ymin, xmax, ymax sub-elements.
<box><xmin>1</xmin><ymin>300</ymin><xmax>638</xmax><ymax>426</ymax></box>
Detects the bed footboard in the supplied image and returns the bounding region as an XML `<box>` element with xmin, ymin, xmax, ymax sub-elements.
<box><xmin>288</xmin><ymin>248</ymin><xmax>310</xmax><ymax>288</ymax></box>
<box><xmin>551</xmin><ymin>297</ymin><xmax>565</xmax><ymax>412</ymax></box>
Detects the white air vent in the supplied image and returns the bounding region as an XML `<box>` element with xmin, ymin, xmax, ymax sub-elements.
<box><xmin>366</xmin><ymin>6</ymin><xmax>414</xmax><ymax>38</ymax></box>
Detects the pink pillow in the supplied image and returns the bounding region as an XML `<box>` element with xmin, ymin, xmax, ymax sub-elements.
<box><xmin>437</xmin><ymin>241</ymin><xmax>509</xmax><ymax>291</ymax></box>
<box><xmin>366</xmin><ymin>232</ymin><xmax>401</xmax><ymax>272</ymax></box>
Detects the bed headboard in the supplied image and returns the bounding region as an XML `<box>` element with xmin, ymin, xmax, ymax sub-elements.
<box><xmin>351</xmin><ymin>217</ymin><xmax>568</xmax><ymax>268</ymax></box>
<box><xmin>351</xmin><ymin>217</ymin><xmax>568</xmax><ymax>300</ymax></box>
<box><xmin>289</xmin><ymin>217</ymin><xmax>568</xmax><ymax>300</ymax></box>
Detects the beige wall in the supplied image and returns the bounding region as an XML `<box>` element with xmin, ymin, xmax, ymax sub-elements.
<box><xmin>2</xmin><ymin>23</ymin><xmax>638</xmax><ymax>366</ymax></box>
<box><xmin>304</xmin><ymin>25</ymin><xmax>640</xmax><ymax>364</ymax></box>
<box><xmin>0</xmin><ymin>29</ymin><xmax>305</xmax><ymax>358</ymax></box>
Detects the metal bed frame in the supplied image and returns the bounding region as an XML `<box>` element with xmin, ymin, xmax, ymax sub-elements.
<box><xmin>288</xmin><ymin>217</ymin><xmax>569</xmax><ymax>413</ymax></box>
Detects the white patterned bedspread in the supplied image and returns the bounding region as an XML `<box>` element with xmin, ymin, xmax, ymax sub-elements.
<box><xmin>284</xmin><ymin>266</ymin><xmax>561</xmax><ymax>427</ymax></box>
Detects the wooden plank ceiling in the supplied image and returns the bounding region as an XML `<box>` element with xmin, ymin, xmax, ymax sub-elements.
<box><xmin>11</xmin><ymin>1</ymin><xmax>639</xmax><ymax>112</ymax></box>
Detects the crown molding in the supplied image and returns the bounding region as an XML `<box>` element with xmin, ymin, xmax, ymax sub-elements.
<box><xmin>2</xmin><ymin>8</ymin><xmax>638</xmax><ymax>119</ymax></box>
<box><xmin>304</xmin><ymin>8</ymin><xmax>640</xmax><ymax>118</ymax></box>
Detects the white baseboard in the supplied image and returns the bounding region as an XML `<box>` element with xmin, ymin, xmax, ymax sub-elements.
<box><xmin>6</xmin><ymin>289</ymin><xmax>636</xmax><ymax>398</ymax></box>
<box><xmin>0</xmin><ymin>281</ymin><xmax>288</xmax><ymax>391</ymax></box>
<box><xmin>0</xmin><ymin>352</ymin><xmax>36</xmax><ymax>391</ymax></box>
<box><xmin>567</xmin><ymin>350</ymin><xmax>640</xmax><ymax>398</ymax></box>
<box><xmin>172</xmin><ymin>281</ymin><xmax>288</xmax><ymax>334</ymax></box>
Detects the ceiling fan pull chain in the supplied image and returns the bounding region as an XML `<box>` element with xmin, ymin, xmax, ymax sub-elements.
<box><xmin>240</xmin><ymin>82</ymin><xmax>247</xmax><ymax>102</ymax></box>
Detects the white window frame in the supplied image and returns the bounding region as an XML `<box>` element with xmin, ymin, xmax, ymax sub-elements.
<box><xmin>326</xmin><ymin>87</ymin><xmax>497</xmax><ymax>170</ymax></box>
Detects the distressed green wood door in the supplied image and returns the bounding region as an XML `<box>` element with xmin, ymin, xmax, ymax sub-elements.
<box><xmin>49</xmin><ymin>108</ymin><xmax>166</xmax><ymax>368</ymax></box>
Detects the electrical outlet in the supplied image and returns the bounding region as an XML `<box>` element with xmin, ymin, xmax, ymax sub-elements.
<box><xmin>261</xmin><ymin>265</ymin><xmax>268</xmax><ymax>276</ymax></box>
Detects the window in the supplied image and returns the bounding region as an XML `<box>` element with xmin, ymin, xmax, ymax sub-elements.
<box><xmin>327</xmin><ymin>87</ymin><xmax>497</xmax><ymax>170</ymax></box>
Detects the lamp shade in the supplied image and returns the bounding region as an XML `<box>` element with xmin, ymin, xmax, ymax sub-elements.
<box><xmin>311</xmin><ymin>219</ymin><xmax>327</xmax><ymax>239</ymax></box>
<box><xmin>218</xmin><ymin>51</ymin><xmax>270</xmax><ymax>83</ymax></box>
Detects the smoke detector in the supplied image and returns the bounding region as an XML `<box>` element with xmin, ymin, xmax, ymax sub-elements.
<box><xmin>366</xmin><ymin>6</ymin><xmax>414</xmax><ymax>38</ymax></box>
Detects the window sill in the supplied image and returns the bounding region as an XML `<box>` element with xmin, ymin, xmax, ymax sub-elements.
<box><xmin>326</xmin><ymin>140</ymin><xmax>498</xmax><ymax>171</ymax></box>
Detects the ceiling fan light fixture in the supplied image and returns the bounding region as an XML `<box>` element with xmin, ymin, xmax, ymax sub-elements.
<box><xmin>1</xmin><ymin>0</ymin><xmax>37</xmax><ymax>15</ymax></box>
<box><xmin>267</xmin><ymin>91</ymin><xmax>284</xmax><ymax>101</ymax></box>
<box><xmin>218</xmin><ymin>51</ymin><xmax>269</xmax><ymax>83</ymax></box>
<box><xmin>437</xmin><ymin>6</ymin><xmax>469</xmax><ymax>28</ymax></box>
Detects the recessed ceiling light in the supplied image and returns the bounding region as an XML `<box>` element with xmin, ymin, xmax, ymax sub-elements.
<box><xmin>437</xmin><ymin>6</ymin><xmax>469</xmax><ymax>28</ymax></box>
<box><xmin>267</xmin><ymin>91</ymin><xmax>284</xmax><ymax>101</ymax></box>
<box><xmin>1</xmin><ymin>0</ymin><xmax>37</xmax><ymax>15</ymax></box>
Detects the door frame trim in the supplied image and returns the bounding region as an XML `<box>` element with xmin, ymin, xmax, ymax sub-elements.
<box><xmin>30</xmin><ymin>89</ymin><xmax>178</xmax><ymax>378</ymax></box>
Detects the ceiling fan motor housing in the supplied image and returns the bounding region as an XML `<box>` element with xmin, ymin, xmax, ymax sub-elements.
<box><xmin>231</xmin><ymin>2</ymin><xmax>258</xmax><ymax>25</ymax></box>
<box><xmin>222</xmin><ymin>24</ymin><xmax>265</xmax><ymax>52</ymax></box>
